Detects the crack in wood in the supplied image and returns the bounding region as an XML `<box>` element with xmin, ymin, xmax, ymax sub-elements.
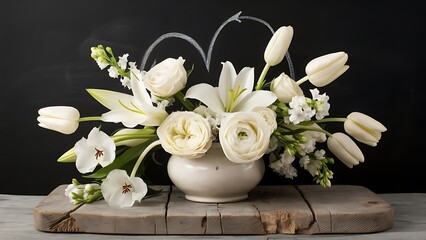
<box><xmin>294</xmin><ymin>185</ymin><xmax>318</xmax><ymax>233</ymax></box>
<box><xmin>217</xmin><ymin>204</ymin><xmax>224</xmax><ymax>234</ymax></box>
<box><xmin>164</xmin><ymin>185</ymin><xmax>172</xmax><ymax>234</ymax></box>
<box><xmin>48</xmin><ymin>203</ymin><xmax>84</xmax><ymax>232</ymax></box>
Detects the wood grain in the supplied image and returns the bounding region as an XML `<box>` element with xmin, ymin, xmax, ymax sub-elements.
<box><xmin>32</xmin><ymin>185</ymin><xmax>394</xmax><ymax>235</ymax></box>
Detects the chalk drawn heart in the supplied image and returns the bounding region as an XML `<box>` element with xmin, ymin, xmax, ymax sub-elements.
<box><xmin>140</xmin><ymin>11</ymin><xmax>295</xmax><ymax>79</ymax></box>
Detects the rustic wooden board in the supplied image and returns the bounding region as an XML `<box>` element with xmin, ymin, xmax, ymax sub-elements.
<box><xmin>33</xmin><ymin>185</ymin><xmax>394</xmax><ymax>235</ymax></box>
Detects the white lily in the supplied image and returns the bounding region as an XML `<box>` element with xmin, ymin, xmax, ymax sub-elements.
<box><xmin>87</xmin><ymin>68</ymin><xmax>168</xmax><ymax>127</ymax></box>
<box><xmin>74</xmin><ymin>127</ymin><xmax>116</xmax><ymax>174</ymax></box>
<box><xmin>37</xmin><ymin>106</ymin><xmax>80</xmax><ymax>134</ymax></box>
<box><xmin>185</xmin><ymin>61</ymin><xmax>277</xmax><ymax>114</ymax></box>
<box><xmin>327</xmin><ymin>132</ymin><xmax>364</xmax><ymax>168</ymax></box>
<box><xmin>101</xmin><ymin>169</ymin><xmax>148</xmax><ymax>208</ymax></box>
<box><xmin>344</xmin><ymin>112</ymin><xmax>387</xmax><ymax>147</ymax></box>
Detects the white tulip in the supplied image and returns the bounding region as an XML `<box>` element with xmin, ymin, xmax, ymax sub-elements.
<box><xmin>157</xmin><ymin>111</ymin><xmax>212</xmax><ymax>159</ymax></box>
<box><xmin>143</xmin><ymin>57</ymin><xmax>187</xmax><ymax>98</ymax></box>
<box><xmin>305</xmin><ymin>52</ymin><xmax>349</xmax><ymax>87</ymax></box>
<box><xmin>219</xmin><ymin>112</ymin><xmax>270</xmax><ymax>163</ymax></box>
<box><xmin>74</xmin><ymin>127</ymin><xmax>116</xmax><ymax>174</ymax></box>
<box><xmin>327</xmin><ymin>132</ymin><xmax>364</xmax><ymax>168</ymax></box>
<box><xmin>271</xmin><ymin>73</ymin><xmax>304</xmax><ymax>103</ymax></box>
<box><xmin>101</xmin><ymin>169</ymin><xmax>147</xmax><ymax>208</ymax></box>
<box><xmin>264</xmin><ymin>26</ymin><xmax>294</xmax><ymax>66</ymax></box>
<box><xmin>344</xmin><ymin>112</ymin><xmax>387</xmax><ymax>147</ymax></box>
<box><xmin>37</xmin><ymin>106</ymin><xmax>80</xmax><ymax>134</ymax></box>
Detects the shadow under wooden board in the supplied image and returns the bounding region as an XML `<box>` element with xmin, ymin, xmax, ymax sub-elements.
<box><xmin>33</xmin><ymin>185</ymin><xmax>394</xmax><ymax>235</ymax></box>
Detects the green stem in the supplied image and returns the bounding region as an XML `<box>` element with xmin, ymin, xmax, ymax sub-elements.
<box><xmin>294</xmin><ymin>125</ymin><xmax>333</xmax><ymax>137</ymax></box>
<box><xmin>130</xmin><ymin>140</ymin><xmax>161</xmax><ymax>177</ymax></box>
<box><xmin>255</xmin><ymin>63</ymin><xmax>271</xmax><ymax>90</ymax></box>
<box><xmin>296</xmin><ymin>75</ymin><xmax>309</xmax><ymax>85</ymax></box>
<box><xmin>78</xmin><ymin>116</ymin><xmax>102</xmax><ymax>122</ymax></box>
<box><xmin>175</xmin><ymin>91</ymin><xmax>195</xmax><ymax>111</ymax></box>
<box><xmin>313</xmin><ymin>118</ymin><xmax>347</xmax><ymax>124</ymax></box>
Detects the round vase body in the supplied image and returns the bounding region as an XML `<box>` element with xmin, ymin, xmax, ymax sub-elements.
<box><xmin>167</xmin><ymin>143</ymin><xmax>265</xmax><ymax>203</ymax></box>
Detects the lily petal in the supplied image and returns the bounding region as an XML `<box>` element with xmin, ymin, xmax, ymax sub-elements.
<box><xmin>233</xmin><ymin>67</ymin><xmax>255</xmax><ymax>107</ymax></box>
<box><xmin>86</xmin><ymin>89</ymin><xmax>134</xmax><ymax>110</ymax></box>
<box><xmin>218</xmin><ymin>61</ymin><xmax>237</xmax><ymax>107</ymax></box>
<box><xmin>185</xmin><ymin>83</ymin><xmax>224</xmax><ymax>113</ymax></box>
<box><xmin>130</xmin><ymin>74</ymin><xmax>153</xmax><ymax>106</ymax></box>
<box><xmin>233</xmin><ymin>90</ymin><xmax>277</xmax><ymax>112</ymax></box>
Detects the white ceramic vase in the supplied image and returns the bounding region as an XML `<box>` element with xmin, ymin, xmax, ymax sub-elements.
<box><xmin>167</xmin><ymin>142</ymin><xmax>265</xmax><ymax>203</ymax></box>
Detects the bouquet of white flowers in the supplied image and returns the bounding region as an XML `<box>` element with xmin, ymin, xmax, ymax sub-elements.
<box><xmin>37</xmin><ymin>24</ymin><xmax>386</xmax><ymax>208</ymax></box>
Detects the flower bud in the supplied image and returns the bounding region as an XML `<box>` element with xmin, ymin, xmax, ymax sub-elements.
<box><xmin>344</xmin><ymin>112</ymin><xmax>387</xmax><ymax>147</ymax></box>
<box><xmin>305</xmin><ymin>52</ymin><xmax>349</xmax><ymax>87</ymax></box>
<box><xmin>264</xmin><ymin>26</ymin><xmax>294</xmax><ymax>66</ymax></box>
<box><xmin>327</xmin><ymin>132</ymin><xmax>364</xmax><ymax>168</ymax></box>
<box><xmin>271</xmin><ymin>73</ymin><xmax>304</xmax><ymax>103</ymax></box>
<box><xmin>37</xmin><ymin>106</ymin><xmax>80</xmax><ymax>134</ymax></box>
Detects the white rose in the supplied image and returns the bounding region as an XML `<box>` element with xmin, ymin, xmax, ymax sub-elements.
<box><xmin>143</xmin><ymin>57</ymin><xmax>187</xmax><ymax>98</ymax></box>
<box><xmin>252</xmin><ymin>106</ymin><xmax>277</xmax><ymax>135</ymax></box>
<box><xmin>271</xmin><ymin>73</ymin><xmax>304</xmax><ymax>103</ymax></box>
<box><xmin>219</xmin><ymin>112</ymin><xmax>270</xmax><ymax>163</ymax></box>
<box><xmin>157</xmin><ymin>111</ymin><xmax>212</xmax><ymax>159</ymax></box>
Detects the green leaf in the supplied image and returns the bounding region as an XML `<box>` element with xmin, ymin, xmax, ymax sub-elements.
<box><xmin>83</xmin><ymin>137</ymin><xmax>159</xmax><ymax>179</ymax></box>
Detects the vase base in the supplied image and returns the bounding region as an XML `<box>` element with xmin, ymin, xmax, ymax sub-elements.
<box><xmin>184</xmin><ymin>193</ymin><xmax>248</xmax><ymax>203</ymax></box>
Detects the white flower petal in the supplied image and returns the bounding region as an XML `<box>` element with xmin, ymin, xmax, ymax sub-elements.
<box><xmin>233</xmin><ymin>90</ymin><xmax>277</xmax><ymax>112</ymax></box>
<box><xmin>130</xmin><ymin>71</ymin><xmax>153</xmax><ymax>106</ymax></box>
<box><xmin>233</xmin><ymin>67</ymin><xmax>254</xmax><ymax>107</ymax></box>
<box><xmin>38</xmin><ymin>106</ymin><xmax>80</xmax><ymax>120</ymax></box>
<box><xmin>185</xmin><ymin>83</ymin><xmax>224</xmax><ymax>113</ymax></box>
<box><xmin>347</xmin><ymin>112</ymin><xmax>387</xmax><ymax>132</ymax></box>
<box><xmin>74</xmin><ymin>137</ymin><xmax>99</xmax><ymax>173</ymax></box>
<box><xmin>37</xmin><ymin>117</ymin><xmax>79</xmax><ymax>135</ymax></box>
<box><xmin>218</xmin><ymin>61</ymin><xmax>237</xmax><ymax>107</ymax></box>
<box><xmin>86</xmin><ymin>89</ymin><xmax>135</xmax><ymax>110</ymax></box>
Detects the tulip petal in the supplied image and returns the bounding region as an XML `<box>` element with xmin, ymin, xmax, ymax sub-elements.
<box><xmin>344</xmin><ymin>120</ymin><xmax>380</xmax><ymax>146</ymax></box>
<box><xmin>38</xmin><ymin>106</ymin><xmax>80</xmax><ymax>121</ymax></box>
<box><xmin>37</xmin><ymin>117</ymin><xmax>79</xmax><ymax>135</ymax></box>
<box><xmin>306</xmin><ymin>52</ymin><xmax>348</xmax><ymax>75</ymax></box>
<box><xmin>348</xmin><ymin>112</ymin><xmax>387</xmax><ymax>132</ymax></box>
<box><xmin>309</xmin><ymin>65</ymin><xmax>349</xmax><ymax>87</ymax></box>
<box><xmin>327</xmin><ymin>132</ymin><xmax>364</xmax><ymax>168</ymax></box>
<box><xmin>233</xmin><ymin>90</ymin><xmax>277</xmax><ymax>112</ymax></box>
<box><xmin>218</xmin><ymin>61</ymin><xmax>237</xmax><ymax>107</ymax></box>
<box><xmin>185</xmin><ymin>83</ymin><xmax>224</xmax><ymax>113</ymax></box>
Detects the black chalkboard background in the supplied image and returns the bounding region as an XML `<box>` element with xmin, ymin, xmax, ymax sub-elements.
<box><xmin>1</xmin><ymin>0</ymin><xmax>423</xmax><ymax>195</ymax></box>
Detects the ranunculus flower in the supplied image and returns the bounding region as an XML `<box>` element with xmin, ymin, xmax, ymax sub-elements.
<box><xmin>101</xmin><ymin>169</ymin><xmax>147</xmax><ymax>208</ymax></box>
<box><xmin>157</xmin><ymin>111</ymin><xmax>212</xmax><ymax>159</ymax></box>
<box><xmin>252</xmin><ymin>106</ymin><xmax>277</xmax><ymax>135</ymax></box>
<box><xmin>185</xmin><ymin>61</ymin><xmax>277</xmax><ymax>114</ymax></box>
<box><xmin>143</xmin><ymin>57</ymin><xmax>187</xmax><ymax>98</ymax></box>
<box><xmin>264</xmin><ymin>26</ymin><xmax>294</xmax><ymax>66</ymax></box>
<box><xmin>344</xmin><ymin>112</ymin><xmax>387</xmax><ymax>147</ymax></box>
<box><xmin>74</xmin><ymin>127</ymin><xmax>116</xmax><ymax>174</ymax></box>
<box><xmin>37</xmin><ymin>106</ymin><xmax>80</xmax><ymax>134</ymax></box>
<box><xmin>305</xmin><ymin>52</ymin><xmax>349</xmax><ymax>87</ymax></box>
<box><xmin>219</xmin><ymin>112</ymin><xmax>270</xmax><ymax>163</ymax></box>
<box><xmin>327</xmin><ymin>132</ymin><xmax>364</xmax><ymax>168</ymax></box>
<box><xmin>271</xmin><ymin>73</ymin><xmax>304</xmax><ymax>103</ymax></box>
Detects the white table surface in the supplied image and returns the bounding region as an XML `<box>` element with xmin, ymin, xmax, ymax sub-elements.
<box><xmin>1</xmin><ymin>192</ymin><xmax>425</xmax><ymax>240</ymax></box>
